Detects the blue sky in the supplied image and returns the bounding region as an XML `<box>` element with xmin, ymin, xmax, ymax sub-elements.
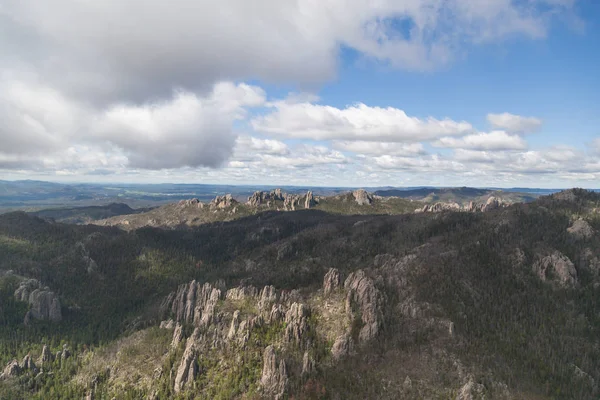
<box><xmin>0</xmin><ymin>0</ymin><xmax>599</xmax><ymax>188</ymax></box>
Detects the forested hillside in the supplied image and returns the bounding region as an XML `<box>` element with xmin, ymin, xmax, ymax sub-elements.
<box><xmin>0</xmin><ymin>189</ymin><xmax>599</xmax><ymax>399</ymax></box>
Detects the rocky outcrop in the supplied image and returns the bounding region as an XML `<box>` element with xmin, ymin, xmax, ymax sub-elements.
<box><xmin>178</xmin><ymin>198</ymin><xmax>203</xmax><ymax>208</ymax></box>
<box><xmin>38</xmin><ymin>345</ymin><xmax>53</xmax><ymax>367</ymax></box>
<box><xmin>323</xmin><ymin>268</ymin><xmax>341</xmax><ymax>296</ymax></box>
<box><xmin>344</xmin><ymin>270</ymin><xmax>383</xmax><ymax>342</ymax></box>
<box><xmin>0</xmin><ymin>360</ymin><xmax>20</xmax><ymax>379</ymax></box>
<box><xmin>301</xmin><ymin>351</ymin><xmax>314</xmax><ymax>376</ymax></box>
<box><xmin>567</xmin><ymin>218</ymin><xmax>595</xmax><ymax>239</ymax></box>
<box><xmin>352</xmin><ymin>189</ymin><xmax>373</xmax><ymax>206</ymax></box>
<box><xmin>533</xmin><ymin>251</ymin><xmax>578</xmax><ymax>288</ymax></box>
<box><xmin>283</xmin><ymin>194</ymin><xmax>301</xmax><ymax>211</ymax></box>
<box><xmin>416</xmin><ymin>202</ymin><xmax>461</xmax><ymax>213</ymax></box>
<box><xmin>260</xmin><ymin>345</ymin><xmax>288</xmax><ymax>399</ymax></box>
<box><xmin>174</xmin><ymin>330</ymin><xmax>200</xmax><ymax>393</ymax></box>
<box><xmin>247</xmin><ymin>190</ymin><xmax>284</xmax><ymax>206</ymax></box>
<box><xmin>458</xmin><ymin>377</ymin><xmax>486</xmax><ymax>400</ymax></box>
<box><xmin>269</xmin><ymin>304</ymin><xmax>285</xmax><ymax>323</ymax></box>
<box><xmin>21</xmin><ymin>354</ymin><xmax>37</xmax><ymax>373</ymax></box>
<box><xmin>171</xmin><ymin>323</ymin><xmax>184</xmax><ymax>349</ymax></box>
<box><xmin>284</xmin><ymin>303</ymin><xmax>310</xmax><ymax>344</ymax></box>
<box><xmin>304</xmin><ymin>191</ymin><xmax>316</xmax><ymax>209</ymax></box>
<box><xmin>481</xmin><ymin>196</ymin><xmax>501</xmax><ymax>212</ymax></box>
<box><xmin>227</xmin><ymin>310</ymin><xmax>241</xmax><ymax>340</ymax></box>
<box><xmin>258</xmin><ymin>285</ymin><xmax>278</xmax><ymax>311</ymax></box>
<box><xmin>14</xmin><ymin>279</ymin><xmax>62</xmax><ymax>323</ymax></box>
<box><xmin>161</xmin><ymin>281</ymin><xmax>222</xmax><ymax>326</ymax></box>
<box><xmin>210</xmin><ymin>194</ymin><xmax>237</xmax><ymax>209</ymax></box>
<box><xmin>331</xmin><ymin>333</ymin><xmax>354</xmax><ymax>360</ymax></box>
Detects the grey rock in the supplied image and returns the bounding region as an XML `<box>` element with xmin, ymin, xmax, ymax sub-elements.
<box><xmin>227</xmin><ymin>310</ymin><xmax>241</xmax><ymax>340</ymax></box>
<box><xmin>38</xmin><ymin>345</ymin><xmax>53</xmax><ymax>367</ymax></box>
<box><xmin>174</xmin><ymin>329</ymin><xmax>200</xmax><ymax>393</ymax></box>
<box><xmin>533</xmin><ymin>251</ymin><xmax>578</xmax><ymax>288</ymax></box>
<box><xmin>269</xmin><ymin>304</ymin><xmax>285</xmax><ymax>323</ymax></box>
<box><xmin>331</xmin><ymin>333</ymin><xmax>354</xmax><ymax>360</ymax></box>
<box><xmin>14</xmin><ymin>279</ymin><xmax>61</xmax><ymax>322</ymax></box>
<box><xmin>171</xmin><ymin>323</ymin><xmax>184</xmax><ymax>349</ymax></box>
<box><xmin>458</xmin><ymin>377</ymin><xmax>486</xmax><ymax>400</ymax></box>
<box><xmin>284</xmin><ymin>302</ymin><xmax>310</xmax><ymax>344</ymax></box>
<box><xmin>301</xmin><ymin>351</ymin><xmax>314</xmax><ymax>377</ymax></box>
<box><xmin>352</xmin><ymin>189</ymin><xmax>373</xmax><ymax>205</ymax></box>
<box><xmin>304</xmin><ymin>191</ymin><xmax>316</xmax><ymax>209</ymax></box>
<box><xmin>210</xmin><ymin>194</ymin><xmax>237</xmax><ymax>209</ymax></box>
<box><xmin>260</xmin><ymin>345</ymin><xmax>288</xmax><ymax>399</ymax></box>
<box><xmin>21</xmin><ymin>354</ymin><xmax>37</xmax><ymax>373</ymax></box>
<box><xmin>567</xmin><ymin>218</ymin><xmax>595</xmax><ymax>239</ymax></box>
<box><xmin>344</xmin><ymin>270</ymin><xmax>383</xmax><ymax>342</ymax></box>
<box><xmin>258</xmin><ymin>285</ymin><xmax>278</xmax><ymax>311</ymax></box>
<box><xmin>162</xmin><ymin>281</ymin><xmax>223</xmax><ymax>326</ymax></box>
<box><xmin>323</xmin><ymin>268</ymin><xmax>341</xmax><ymax>296</ymax></box>
<box><xmin>0</xmin><ymin>360</ymin><xmax>21</xmax><ymax>379</ymax></box>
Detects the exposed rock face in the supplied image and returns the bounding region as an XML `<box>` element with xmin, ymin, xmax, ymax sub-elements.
<box><xmin>38</xmin><ymin>345</ymin><xmax>53</xmax><ymax>367</ymax></box>
<box><xmin>210</xmin><ymin>194</ymin><xmax>237</xmax><ymax>209</ymax></box>
<box><xmin>225</xmin><ymin>286</ymin><xmax>257</xmax><ymax>301</ymax></box>
<box><xmin>344</xmin><ymin>270</ymin><xmax>383</xmax><ymax>342</ymax></box>
<box><xmin>533</xmin><ymin>251</ymin><xmax>578</xmax><ymax>288</ymax></box>
<box><xmin>352</xmin><ymin>189</ymin><xmax>373</xmax><ymax>206</ymax></box>
<box><xmin>304</xmin><ymin>191</ymin><xmax>316</xmax><ymax>209</ymax></box>
<box><xmin>258</xmin><ymin>285</ymin><xmax>278</xmax><ymax>311</ymax></box>
<box><xmin>323</xmin><ymin>268</ymin><xmax>341</xmax><ymax>296</ymax></box>
<box><xmin>269</xmin><ymin>304</ymin><xmax>285</xmax><ymax>323</ymax></box>
<box><xmin>567</xmin><ymin>218</ymin><xmax>595</xmax><ymax>239</ymax></box>
<box><xmin>14</xmin><ymin>279</ymin><xmax>62</xmax><ymax>322</ymax></box>
<box><xmin>331</xmin><ymin>333</ymin><xmax>354</xmax><ymax>360</ymax></box>
<box><xmin>171</xmin><ymin>323</ymin><xmax>184</xmax><ymax>348</ymax></box>
<box><xmin>21</xmin><ymin>354</ymin><xmax>37</xmax><ymax>373</ymax></box>
<box><xmin>260</xmin><ymin>345</ymin><xmax>288</xmax><ymax>399</ymax></box>
<box><xmin>284</xmin><ymin>303</ymin><xmax>310</xmax><ymax>344</ymax></box>
<box><xmin>247</xmin><ymin>190</ymin><xmax>284</xmax><ymax>206</ymax></box>
<box><xmin>227</xmin><ymin>310</ymin><xmax>241</xmax><ymax>340</ymax></box>
<box><xmin>178</xmin><ymin>198</ymin><xmax>202</xmax><ymax>208</ymax></box>
<box><xmin>174</xmin><ymin>331</ymin><xmax>199</xmax><ymax>393</ymax></box>
<box><xmin>417</xmin><ymin>202</ymin><xmax>461</xmax><ymax>213</ymax></box>
<box><xmin>481</xmin><ymin>196</ymin><xmax>501</xmax><ymax>212</ymax></box>
<box><xmin>0</xmin><ymin>360</ymin><xmax>20</xmax><ymax>379</ymax></box>
<box><xmin>302</xmin><ymin>351</ymin><xmax>314</xmax><ymax>376</ymax></box>
<box><xmin>458</xmin><ymin>377</ymin><xmax>486</xmax><ymax>400</ymax></box>
<box><xmin>283</xmin><ymin>194</ymin><xmax>301</xmax><ymax>211</ymax></box>
<box><xmin>161</xmin><ymin>281</ymin><xmax>223</xmax><ymax>326</ymax></box>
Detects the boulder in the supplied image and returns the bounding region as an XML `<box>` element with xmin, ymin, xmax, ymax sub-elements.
<box><xmin>323</xmin><ymin>268</ymin><xmax>341</xmax><ymax>296</ymax></box>
<box><xmin>352</xmin><ymin>189</ymin><xmax>373</xmax><ymax>206</ymax></box>
<box><xmin>533</xmin><ymin>251</ymin><xmax>578</xmax><ymax>288</ymax></box>
<box><xmin>260</xmin><ymin>345</ymin><xmax>288</xmax><ymax>399</ymax></box>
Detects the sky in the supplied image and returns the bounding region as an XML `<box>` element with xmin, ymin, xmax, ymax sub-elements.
<box><xmin>0</xmin><ymin>0</ymin><xmax>599</xmax><ymax>188</ymax></box>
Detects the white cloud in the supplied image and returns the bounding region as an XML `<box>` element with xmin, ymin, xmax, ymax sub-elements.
<box><xmin>333</xmin><ymin>141</ymin><xmax>426</xmax><ymax>156</ymax></box>
<box><xmin>487</xmin><ymin>113</ymin><xmax>542</xmax><ymax>133</ymax></box>
<box><xmin>373</xmin><ymin>154</ymin><xmax>466</xmax><ymax>172</ymax></box>
<box><xmin>253</xmin><ymin>102</ymin><xmax>473</xmax><ymax>141</ymax></box>
<box><xmin>1</xmin><ymin>0</ymin><xmax>579</xmax><ymax>104</ymax></box>
<box><xmin>433</xmin><ymin>131</ymin><xmax>528</xmax><ymax>150</ymax></box>
<box><xmin>234</xmin><ymin>136</ymin><xmax>289</xmax><ymax>157</ymax></box>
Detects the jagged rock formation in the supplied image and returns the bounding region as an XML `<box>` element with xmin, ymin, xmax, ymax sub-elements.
<box><xmin>38</xmin><ymin>345</ymin><xmax>53</xmax><ymax>367</ymax></box>
<box><xmin>178</xmin><ymin>198</ymin><xmax>203</xmax><ymax>208</ymax></box>
<box><xmin>161</xmin><ymin>280</ymin><xmax>222</xmax><ymax>326</ymax></box>
<box><xmin>174</xmin><ymin>329</ymin><xmax>200</xmax><ymax>393</ymax></box>
<box><xmin>568</xmin><ymin>218</ymin><xmax>595</xmax><ymax>239</ymax></box>
<box><xmin>301</xmin><ymin>351</ymin><xmax>314</xmax><ymax>376</ymax></box>
<box><xmin>417</xmin><ymin>202</ymin><xmax>461</xmax><ymax>213</ymax></box>
<box><xmin>417</xmin><ymin>196</ymin><xmax>507</xmax><ymax>213</ymax></box>
<box><xmin>331</xmin><ymin>333</ymin><xmax>354</xmax><ymax>360</ymax></box>
<box><xmin>210</xmin><ymin>194</ymin><xmax>237</xmax><ymax>209</ymax></box>
<box><xmin>0</xmin><ymin>360</ymin><xmax>20</xmax><ymax>379</ymax></box>
<box><xmin>352</xmin><ymin>189</ymin><xmax>373</xmax><ymax>205</ymax></box>
<box><xmin>323</xmin><ymin>268</ymin><xmax>341</xmax><ymax>296</ymax></box>
<box><xmin>260</xmin><ymin>345</ymin><xmax>288</xmax><ymax>399</ymax></box>
<box><xmin>304</xmin><ymin>191</ymin><xmax>316</xmax><ymax>209</ymax></box>
<box><xmin>533</xmin><ymin>251</ymin><xmax>578</xmax><ymax>288</ymax></box>
<box><xmin>458</xmin><ymin>376</ymin><xmax>486</xmax><ymax>400</ymax></box>
<box><xmin>247</xmin><ymin>190</ymin><xmax>284</xmax><ymax>206</ymax></box>
<box><xmin>344</xmin><ymin>270</ymin><xmax>383</xmax><ymax>342</ymax></box>
<box><xmin>171</xmin><ymin>323</ymin><xmax>184</xmax><ymax>349</ymax></box>
<box><xmin>284</xmin><ymin>302</ymin><xmax>310</xmax><ymax>344</ymax></box>
<box><xmin>21</xmin><ymin>354</ymin><xmax>37</xmax><ymax>373</ymax></box>
<box><xmin>14</xmin><ymin>279</ymin><xmax>62</xmax><ymax>322</ymax></box>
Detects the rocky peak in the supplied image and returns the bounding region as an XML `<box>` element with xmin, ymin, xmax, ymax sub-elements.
<box><xmin>304</xmin><ymin>191</ymin><xmax>316</xmax><ymax>209</ymax></box>
<box><xmin>344</xmin><ymin>270</ymin><xmax>383</xmax><ymax>342</ymax></box>
<box><xmin>352</xmin><ymin>189</ymin><xmax>373</xmax><ymax>206</ymax></box>
<box><xmin>0</xmin><ymin>360</ymin><xmax>20</xmax><ymax>379</ymax></box>
<box><xmin>481</xmin><ymin>196</ymin><xmax>501</xmax><ymax>212</ymax></box>
<box><xmin>284</xmin><ymin>302</ymin><xmax>310</xmax><ymax>344</ymax></box>
<box><xmin>161</xmin><ymin>281</ymin><xmax>223</xmax><ymax>326</ymax></box>
<box><xmin>178</xmin><ymin>198</ymin><xmax>203</xmax><ymax>208</ymax></box>
<box><xmin>247</xmin><ymin>189</ymin><xmax>285</xmax><ymax>206</ymax></box>
<box><xmin>417</xmin><ymin>202</ymin><xmax>461</xmax><ymax>213</ymax></box>
<box><xmin>260</xmin><ymin>345</ymin><xmax>288</xmax><ymax>399</ymax></box>
<box><xmin>210</xmin><ymin>194</ymin><xmax>237</xmax><ymax>209</ymax></box>
<box><xmin>14</xmin><ymin>279</ymin><xmax>61</xmax><ymax>323</ymax></box>
<box><xmin>323</xmin><ymin>268</ymin><xmax>341</xmax><ymax>296</ymax></box>
<box><xmin>174</xmin><ymin>329</ymin><xmax>200</xmax><ymax>393</ymax></box>
<box><xmin>533</xmin><ymin>251</ymin><xmax>578</xmax><ymax>288</ymax></box>
<box><xmin>38</xmin><ymin>345</ymin><xmax>53</xmax><ymax>367</ymax></box>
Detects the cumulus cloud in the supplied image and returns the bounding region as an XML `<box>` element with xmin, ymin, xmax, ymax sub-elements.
<box><xmin>373</xmin><ymin>154</ymin><xmax>466</xmax><ymax>172</ymax></box>
<box><xmin>1</xmin><ymin>0</ymin><xmax>579</xmax><ymax>103</ymax></box>
<box><xmin>0</xmin><ymin>80</ymin><xmax>265</xmax><ymax>170</ymax></box>
<box><xmin>253</xmin><ymin>102</ymin><xmax>473</xmax><ymax>141</ymax></box>
<box><xmin>333</xmin><ymin>141</ymin><xmax>426</xmax><ymax>156</ymax></box>
<box><xmin>433</xmin><ymin>131</ymin><xmax>528</xmax><ymax>150</ymax></box>
<box><xmin>487</xmin><ymin>113</ymin><xmax>542</xmax><ymax>133</ymax></box>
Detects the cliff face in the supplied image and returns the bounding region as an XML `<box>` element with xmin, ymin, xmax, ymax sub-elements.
<box><xmin>14</xmin><ymin>279</ymin><xmax>61</xmax><ymax>323</ymax></box>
